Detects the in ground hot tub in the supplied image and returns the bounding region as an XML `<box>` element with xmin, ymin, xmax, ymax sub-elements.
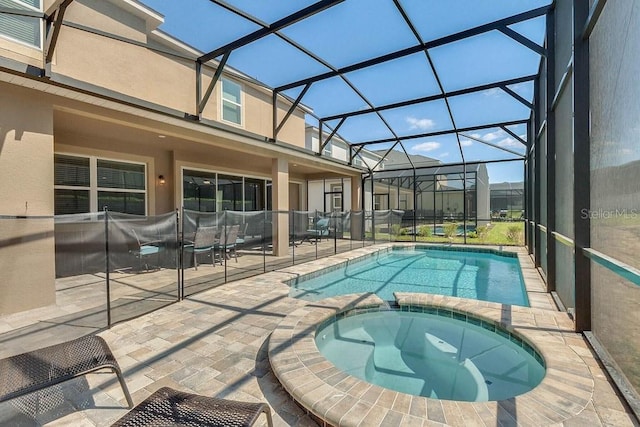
<box><xmin>315</xmin><ymin>308</ymin><xmax>545</xmax><ymax>402</ymax></box>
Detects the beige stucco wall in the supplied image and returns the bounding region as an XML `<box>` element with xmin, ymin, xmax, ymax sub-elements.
<box><xmin>52</xmin><ymin>24</ymin><xmax>197</xmax><ymax>115</ymax></box>
<box><xmin>0</xmin><ymin>83</ymin><xmax>56</xmax><ymax>314</ymax></box>
<box><xmin>63</xmin><ymin>0</ymin><xmax>149</xmax><ymax>43</ymax></box>
<box><xmin>289</xmin><ymin>182</ymin><xmax>302</xmax><ymax>211</ymax></box>
<box><xmin>0</xmin><ymin>0</ymin><xmax>360</xmax><ymax>315</ymax></box>
<box><xmin>48</xmin><ymin>0</ymin><xmax>306</xmax><ymax>148</ymax></box>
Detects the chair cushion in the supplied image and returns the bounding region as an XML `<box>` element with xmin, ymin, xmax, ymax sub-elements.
<box><xmin>139</xmin><ymin>245</ymin><xmax>160</xmax><ymax>256</ymax></box>
<box><xmin>316</xmin><ymin>218</ymin><xmax>330</xmax><ymax>228</ymax></box>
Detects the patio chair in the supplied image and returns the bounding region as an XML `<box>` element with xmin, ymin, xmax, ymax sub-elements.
<box><xmin>301</xmin><ymin>217</ymin><xmax>330</xmax><ymax>244</ymax></box>
<box><xmin>111</xmin><ymin>387</ymin><xmax>273</xmax><ymax>427</ymax></box>
<box><xmin>237</xmin><ymin>222</ymin><xmax>248</xmax><ymax>240</ymax></box>
<box><xmin>184</xmin><ymin>226</ymin><xmax>218</xmax><ymax>270</ymax></box>
<box><xmin>0</xmin><ymin>335</ymin><xmax>133</xmax><ymax>409</ymax></box>
<box><xmin>216</xmin><ymin>224</ymin><xmax>240</xmax><ymax>262</ymax></box>
<box><xmin>130</xmin><ymin>228</ymin><xmax>162</xmax><ymax>272</ymax></box>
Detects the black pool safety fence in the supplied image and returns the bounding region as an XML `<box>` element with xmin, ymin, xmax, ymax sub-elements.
<box><xmin>7</xmin><ymin>207</ymin><xmax>509</xmax><ymax>329</ymax></box>
<box><xmin>44</xmin><ymin>208</ymin><xmax>410</xmax><ymax>327</ymax></box>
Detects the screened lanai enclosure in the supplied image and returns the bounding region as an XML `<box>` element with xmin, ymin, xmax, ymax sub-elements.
<box><xmin>367</xmin><ymin>162</ymin><xmax>491</xmax><ymax>232</ymax></box>
<box><xmin>2</xmin><ymin>0</ymin><xmax>639</xmax><ymax>420</ymax></box>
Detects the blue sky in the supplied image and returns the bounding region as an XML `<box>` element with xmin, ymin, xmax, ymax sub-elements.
<box><xmin>141</xmin><ymin>0</ymin><xmax>549</xmax><ymax>183</ymax></box>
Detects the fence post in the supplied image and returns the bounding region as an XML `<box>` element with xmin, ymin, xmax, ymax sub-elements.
<box><xmin>291</xmin><ymin>210</ymin><xmax>295</xmax><ymax>264</ymax></box>
<box><xmin>176</xmin><ymin>209</ymin><xmax>182</xmax><ymax>301</ymax></box>
<box><xmin>104</xmin><ymin>207</ymin><xmax>111</xmax><ymax>328</ymax></box>
<box><xmin>361</xmin><ymin>211</ymin><xmax>364</xmax><ymax>248</ymax></box>
<box><xmin>372</xmin><ymin>209</ymin><xmax>376</xmax><ymax>244</ymax></box>
<box><xmin>223</xmin><ymin>210</ymin><xmax>227</xmax><ymax>283</ymax></box>
<box><xmin>333</xmin><ymin>212</ymin><xmax>337</xmax><ymax>254</ymax></box>
<box><xmin>315</xmin><ymin>209</ymin><xmax>318</xmax><ymax>259</ymax></box>
<box><xmin>413</xmin><ymin>209</ymin><xmax>416</xmax><ymax>243</ymax></box>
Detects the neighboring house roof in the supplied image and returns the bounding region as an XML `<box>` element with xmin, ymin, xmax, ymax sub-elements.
<box><xmin>371</xmin><ymin>163</ymin><xmax>486</xmax><ymax>180</ymax></box>
<box><xmin>304</xmin><ymin>125</ymin><xmax>384</xmax><ymax>163</ymax></box>
<box><xmin>490</xmin><ymin>182</ymin><xmax>524</xmax><ymax>190</ymax></box>
<box><xmin>372</xmin><ymin>150</ymin><xmax>441</xmax><ymax>169</ymax></box>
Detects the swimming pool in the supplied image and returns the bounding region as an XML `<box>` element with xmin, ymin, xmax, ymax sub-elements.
<box><xmin>289</xmin><ymin>247</ymin><xmax>529</xmax><ymax>306</ymax></box>
<box><xmin>316</xmin><ymin>309</ymin><xmax>545</xmax><ymax>402</ymax></box>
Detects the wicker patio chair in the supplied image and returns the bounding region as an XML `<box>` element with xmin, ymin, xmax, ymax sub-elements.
<box><xmin>111</xmin><ymin>387</ymin><xmax>273</xmax><ymax>427</ymax></box>
<box><xmin>0</xmin><ymin>335</ymin><xmax>133</xmax><ymax>408</ymax></box>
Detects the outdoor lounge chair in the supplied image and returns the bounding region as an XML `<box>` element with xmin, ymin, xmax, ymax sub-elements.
<box><xmin>184</xmin><ymin>226</ymin><xmax>218</xmax><ymax>269</ymax></box>
<box><xmin>111</xmin><ymin>386</ymin><xmax>273</xmax><ymax>427</ymax></box>
<box><xmin>0</xmin><ymin>335</ymin><xmax>133</xmax><ymax>409</ymax></box>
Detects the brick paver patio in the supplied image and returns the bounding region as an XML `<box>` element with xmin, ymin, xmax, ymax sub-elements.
<box><xmin>0</xmin><ymin>244</ymin><xmax>636</xmax><ymax>426</ymax></box>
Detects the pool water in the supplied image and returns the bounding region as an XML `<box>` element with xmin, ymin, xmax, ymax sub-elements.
<box><xmin>290</xmin><ymin>248</ymin><xmax>529</xmax><ymax>306</ymax></box>
<box><xmin>316</xmin><ymin>310</ymin><xmax>545</xmax><ymax>402</ymax></box>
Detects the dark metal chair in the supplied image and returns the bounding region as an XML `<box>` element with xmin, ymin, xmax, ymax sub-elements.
<box><xmin>130</xmin><ymin>228</ymin><xmax>162</xmax><ymax>272</ymax></box>
<box><xmin>111</xmin><ymin>387</ymin><xmax>273</xmax><ymax>427</ymax></box>
<box><xmin>184</xmin><ymin>226</ymin><xmax>218</xmax><ymax>269</ymax></box>
<box><xmin>215</xmin><ymin>224</ymin><xmax>240</xmax><ymax>262</ymax></box>
<box><xmin>300</xmin><ymin>217</ymin><xmax>330</xmax><ymax>244</ymax></box>
<box><xmin>0</xmin><ymin>335</ymin><xmax>133</xmax><ymax>408</ymax></box>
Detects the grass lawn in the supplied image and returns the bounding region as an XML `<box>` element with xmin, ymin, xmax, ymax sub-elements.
<box><xmin>386</xmin><ymin>221</ymin><xmax>525</xmax><ymax>245</ymax></box>
<box><xmin>483</xmin><ymin>222</ymin><xmax>525</xmax><ymax>245</ymax></box>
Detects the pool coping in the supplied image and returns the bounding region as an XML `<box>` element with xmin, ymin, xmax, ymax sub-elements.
<box><xmin>280</xmin><ymin>242</ymin><xmax>536</xmax><ymax>308</ymax></box>
<box><xmin>315</xmin><ymin>302</ymin><xmax>546</xmax><ymax>369</ymax></box>
<box><xmin>280</xmin><ymin>243</ymin><xmax>555</xmax><ymax>312</ymax></box>
<box><xmin>268</xmin><ymin>292</ymin><xmax>593</xmax><ymax>426</ymax></box>
<box><xmin>269</xmin><ymin>244</ymin><xmax>590</xmax><ymax>426</ymax></box>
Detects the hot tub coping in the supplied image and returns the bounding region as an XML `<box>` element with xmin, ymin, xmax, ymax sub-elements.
<box><xmin>268</xmin><ymin>292</ymin><xmax>594</xmax><ymax>427</ymax></box>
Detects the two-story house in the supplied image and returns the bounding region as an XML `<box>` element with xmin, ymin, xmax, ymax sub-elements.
<box><xmin>0</xmin><ymin>0</ymin><xmax>363</xmax><ymax>314</ymax></box>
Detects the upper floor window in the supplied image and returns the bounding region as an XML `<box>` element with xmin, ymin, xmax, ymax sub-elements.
<box><xmin>221</xmin><ymin>78</ymin><xmax>242</xmax><ymax>125</ymax></box>
<box><xmin>322</xmin><ymin>141</ymin><xmax>332</xmax><ymax>157</ymax></box>
<box><xmin>54</xmin><ymin>154</ymin><xmax>146</xmax><ymax>215</ymax></box>
<box><xmin>0</xmin><ymin>0</ymin><xmax>42</xmax><ymax>48</ymax></box>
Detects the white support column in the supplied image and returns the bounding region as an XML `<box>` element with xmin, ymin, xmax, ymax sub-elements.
<box><xmin>272</xmin><ymin>158</ymin><xmax>289</xmax><ymax>256</ymax></box>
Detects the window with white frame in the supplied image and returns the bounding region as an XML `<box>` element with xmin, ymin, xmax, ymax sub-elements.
<box><xmin>322</xmin><ymin>141</ymin><xmax>332</xmax><ymax>157</ymax></box>
<box><xmin>399</xmin><ymin>194</ymin><xmax>408</xmax><ymax>210</ymax></box>
<box><xmin>374</xmin><ymin>193</ymin><xmax>388</xmax><ymax>210</ymax></box>
<box><xmin>54</xmin><ymin>154</ymin><xmax>146</xmax><ymax>215</ymax></box>
<box><xmin>221</xmin><ymin>78</ymin><xmax>242</xmax><ymax>125</ymax></box>
<box><xmin>0</xmin><ymin>0</ymin><xmax>42</xmax><ymax>48</ymax></box>
<box><xmin>182</xmin><ymin>169</ymin><xmax>268</xmax><ymax>212</ymax></box>
<box><xmin>331</xmin><ymin>184</ymin><xmax>342</xmax><ymax>211</ymax></box>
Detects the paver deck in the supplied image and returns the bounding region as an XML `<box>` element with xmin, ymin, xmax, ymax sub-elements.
<box><xmin>0</xmin><ymin>243</ymin><xmax>636</xmax><ymax>426</ymax></box>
